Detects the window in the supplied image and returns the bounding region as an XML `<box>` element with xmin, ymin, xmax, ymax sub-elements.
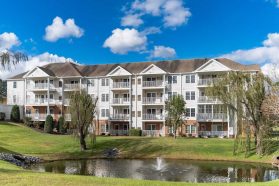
<box><xmin>13</xmin><ymin>82</ymin><xmax>17</xmax><ymax>88</ymax></box>
<box><xmin>186</xmin><ymin>108</ymin><xmax>195</xmax><ymax>117</ymax></box>
<box><xmin>185</xmin><ymin>91</ymin><xmax>195</xmax><ymax>100</ymax></box>
<box><xmin>206</xmin><ymin>105</ymin><xmax>212</xmax><ymax>113</ymax></box>
<box><xmin>87</xmin><ymin>79</ymin><xmax>94</xmax><ymax>87</ymax></box>
<box><xmin>186</xmin><ymin>75</ymin><xmax>195</xmax><ymax>83</ymax></box>
<box><xmin>101</xmin><ymin>78</ymin><xmax>109</xmax><ymax>86</ymax></box>
<box><xmin>59</xmin><ymin>81</ymin><xmax>63</xmax><ymax>87</ymax></box>
<box><xmin>59</xmin><ymin>96</ymin><xmax>62</xmax><ymax>101</ymax></box>
<box><xmin>49</xmin><ymin>80</ymin><xmax>53</xmax><ymax>85</ymax></box>
<box><xmin>101</xmin><ymin>109</ymin><xmax>109</xmax><ymax>117</ymax></box>
<box><xmin>168</xmin><ymin>76</ymin><xmax>177</xmax><ymax>84</ymax></box>
<box><xmin>13</xmin><ymin>95</ymin><xmax>16</xmax><ymax>103</ymax></box>
<box><xmin>101</xmin><ymin>94</ymin><xmax>109</xmax><ymax>102</ymax></box>
<box><xmin>147</xmin><ymin>108</ymin><xmax>156</xmax><ymax>114</ymax></box>
<box><xmin>146</xmin><ymin>77</ymin><xmax>156</xmax><ymax>81</ymax></box>
<box><xmin>147</xmin><ymin>124</ymin><xmax>156</xmax><ymax>130</ymax></box>
<box><xmin>198</xmin><ymin>105</ymin><xmax>205</xmax><ymax>113</ymax></box>
<box><xmin>26</xmin><ymin>109</ymin><xmax>31</xmax><ymax>115</ymax></box>
<box><xmin>70</xmin><ymin>80</ymin><xmax>78</xmax><ymax>84</ymax></box>
<box><xmin>186</xmin><ymin>125</ymin><xmax>197</xmax><ymax>134</ymax></box>
<box><xmin>168</xmin><ymin>92</ymin><xmax>177</xmax><ymax>99</ymax></box>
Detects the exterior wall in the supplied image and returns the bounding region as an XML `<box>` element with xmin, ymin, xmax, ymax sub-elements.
<box><xmin>0</xmin><ymin>104</ymin><xmax>24</xmax><ymax>120</ymax></box>
<box><xmin>7</xmin><ymin>80</ymin><xmax>25</xmax><ymax>105</ymax></box>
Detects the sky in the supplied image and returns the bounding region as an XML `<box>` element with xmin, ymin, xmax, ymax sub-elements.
<box><xmin>1</xmin><ymin>0</ymin><xmax>279</xmax><ymax>79</ymax></box>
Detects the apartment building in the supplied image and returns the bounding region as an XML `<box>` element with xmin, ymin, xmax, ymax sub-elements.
<box><xmin>7</xmin><ymin>58</ymin><xmax>260</xmax><ymax>137</ymax></box>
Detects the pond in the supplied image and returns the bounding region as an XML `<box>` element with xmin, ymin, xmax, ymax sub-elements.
<box><xmin>29</xmin><ymin>158</ymin><xmax>279</xmax><ymax>183</ymax></box>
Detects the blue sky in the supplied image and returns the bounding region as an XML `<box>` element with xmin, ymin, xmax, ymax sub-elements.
<box><xmin>1</xmin><ymin>0</ymin><xmax>279</xmax><ymax>78</ymax></box>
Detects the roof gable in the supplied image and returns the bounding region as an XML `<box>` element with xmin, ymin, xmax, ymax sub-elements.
<box><xmin>107</xmin><ymin>66</ymin><xmax>131</xmax><ymax>76</ymax></box>
<box><xmin>23</xmin><ymin>67</ymin><xmax>52</xmax><ymax>78</ymax></box>
<box><xmin>140</xmin><ymin>64</ymin><xmax>166</xmax><ymax>75</ymax></box>
<box><xmin>195</xmin><ymin>59</ymin><xmax>231</xmax><ymax>72</ymax></box>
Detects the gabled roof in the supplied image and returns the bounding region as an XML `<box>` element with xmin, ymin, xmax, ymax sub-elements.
<box><xmin>8</xmin><ymin>58</ymin><xmax>260</xmax><ymax>79</ymax></box>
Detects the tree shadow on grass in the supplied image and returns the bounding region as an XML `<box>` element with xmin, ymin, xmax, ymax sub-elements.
<box><xmin>0</xmin><ymin>146</ymin><xmax>18</xmax><ymax>154</ymax></box>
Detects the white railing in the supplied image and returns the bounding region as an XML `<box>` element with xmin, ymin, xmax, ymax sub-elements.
<box><xmin>27</xmin><ymin>99</ymin><xmax>61</xmax><ymax>105</ymax></box>
<box><xmin>64</xmin><ymin>99</ymin><xmax>70</xmax><ymax>105</ymax></box>
<box><xmin>34</xmin><ymin>83</ymin><xmax>48</xmax><ymax>89</ymax></box>
<box><xmin>111</xmin><ymin>114</ymin><xmax>130</xmax><ymax>120</ymax></box>
<box><xmin>198</xmin><ymin>96</ymin><xmax>221</xmax><ymax>103</ymax></box>
<box><xmin>64</xmin><ymin>84</ymin><xmax>80</xmax><ymax>90</ymax></box>
<box><xmin>199</xmin><ymin>131</ymin><xmax>228</xmax><ymax>137</ymax></box>
<box><xmin>26</xmin><ymin>114</ymin><xmax>47</xmax><ymax>121</ymax></box>
<box><xmin>198</xmin><ymin>78</ymin><xmax>222</xmax><ymax>86</ymax></box>
<box><xmin>142</xmin><ymin>97</ymin><xmax>163</xmax><ymax>104</ymax></box>
<box><xmin>112</xmin><ymin>82</ymin><xmax>130</xmax><ymax>89</ymax></box>
<box><xmin>197</xmin><ymin>113</ymin><xmax>227</xmax><ymax>121</ymax></box>
<box><xmin>142</xmin><ymin>114</ymin><xmax>164</xmax><ymax>120</ymax></box>
<box><xmin>142</xmin><ymin>80</ymin><xmax>163</xmax><ymax>87</ymax></box>
<box><xmin>65</xmin><ymin>114</ymin><xmax>71</xmax><ymax>121</ymax></box>
<box><xmin>112</xmin><ymin>98</ymin><xmax>130</xmax><ymax>104</ymax></box>
<box><xmin>110</xmin><ymin>130</ymin><xmax>129</xmax><ymax>136</ymax></box>
<box><xmin>142</xmin><ymin>130</ymin><xmax>161</xmax><ymax>137</ymax></box>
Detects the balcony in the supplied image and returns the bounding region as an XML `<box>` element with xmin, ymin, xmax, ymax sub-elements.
<box><xmin>64</xmin><ymin>84</ymin><xmax>80</xmax><ymax>91</ymax></box>
<box><xmin>199</xmin><ymin>131</ymin><xmax>228</xmax><ymax>137</ymax></box>
<box><xmin>64</xmin><ymin>99</ymin><xmax>70</xmax><ymax>105</ymax></box>
<box><xmin>142</xmin><ymin>80</ymin><xmax>164</xmax><ymax>88</ymax></box>
<box><xmin>198</xmin><ymin>96</ymin><xmax>222</xmax><ymax>104</ymax></box>
<box><xmin>110</xmin><ymin>130</ymin><xmax>129</xmax><ymax>136</ymax></box>
<box><xmin>142</xmin><ymin>130</ymin><xmax>161</xmax><ymax>137</ymax></box>
<box><xmin>28</xmin><ymin>83</ymin><xmax>56</xmax><ymax>91</ymax></box>
<box><xmin>110</xmin><ymin>114</ymin><xmax>130</xmax><ymax>121</ymax></box>
<box><xmin>198</xmin><ymin>78</ymin><xmax>222</xmax><ymax>86</ymax></box>
<box><xmin>197</xmin><ymin>113</ymin><xmax>227</xmax><ymax>121</ymax></box>
<box><xmin>142</xmin><ymin>114</ymin><xmax>164</xmax><ymax>121</ymax></box>
<box><xmin>26</xmin><ymin>99</ymin><xmax>61</xmax><ymax>106</ymax></box>
<box><xmin>26</xmin><ymin>114</ymin><xmax>47</xmax><ymax>121</ymax></box>
<box><xmin>142</xmin><ymin>97</ymin><xmax>164</xmax><ymax>105</ymax></box>
<box><xmin>112</xmin><ymin>82</ymin><xmax>130</xmax><ymax>89</ymax></box>
<box><xmin>112</xmin><ymin>98</ymin><xmax>130</xmax><ymax>105</ymax></box>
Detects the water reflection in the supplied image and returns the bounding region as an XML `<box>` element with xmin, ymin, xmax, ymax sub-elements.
<box><xmin>29</xmin><ymin>159</ymin><xmax>279</xmax><ymax>183</ymax></box>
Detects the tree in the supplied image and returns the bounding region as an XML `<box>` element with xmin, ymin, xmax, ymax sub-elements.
<box><xmin>69</xmin><ymin>90</ymin><xmax>98</xmax><ymax>151</ymax></box>
<box><xmin>0</xmin><ymin>50</ymin><xmax>28</xmax><ymax>70</ymax></box>
<box><xmin>58</xmin><ymin>116</ymin><xmax>66</xmax><ymax>134</ymax></box>
<box><xmin>44</xmin><ymin>115</ymin><xmax>54</xmax><ymax>133</ymax></box>
<box><xmin>206</xmin><ymin>71</ymin><xmax>275</xmax><ymax>156</ymax></box>
<box><xmin>10</xmin><ymin>105</ymin><xmax>20</xmax><ymax>122</ymax></box>
<box><xmin>165</xmin><ymin>95</ymin><xmax>186</xmax><ymax>139</ymax></box>
<box><xmin>0</xmin><ymin>80</ymin><xmax>6</xmax><ymax>103</ymax></box>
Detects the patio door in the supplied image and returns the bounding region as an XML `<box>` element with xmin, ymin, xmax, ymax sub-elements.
<box><xmin>147</xmin><ymin>124</ymin><xmax>156</xmax><ymax>131</ymax></box>
<box><xmin>212</xmin><ymin>124</ymin><xmax>223</xmax><ymax>131</ymax></box>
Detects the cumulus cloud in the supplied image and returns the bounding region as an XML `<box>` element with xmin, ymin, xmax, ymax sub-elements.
<box><xmin>103</xmin><ymin>28</ymin><xmax>147</xmax><ymax>54</ymax></box>
<box><xmin>121</xmin><ymin>14</ymin><xmax>143</xmax><ymax>27</ymax></box>
<box><xmin>221</xmin><ymin>32</ymin><xmax>279</xmax><ymax>79</ymax></box>
<box><xmin>150</xmin><ymin>45</ymin><xmax>176</xmax><ymax>59</ymax></box>
<box><xmin>0</xmin><ymin>32</ymin><xmax>21</xmax><ymax>50</ymax></box>
<box><xmin>44</xmin><ymin>16</ymin><xmax>84</xmax><ymax>42</ymax></box>
<box><xmin>124</xmin><ymin>0</ymin><xmax>191</xmax><ymax>28</ymax></box>
<box><xmin>0</xmin><ymin>52</ymin><xmax>76</xmax><ymax>79</ymax></box>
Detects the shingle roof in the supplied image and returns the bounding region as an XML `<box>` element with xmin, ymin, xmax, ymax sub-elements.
<box><xmin>8</xmin><ymin>58</ymin><xmax>260</xmax><ymax>79</ymax></box>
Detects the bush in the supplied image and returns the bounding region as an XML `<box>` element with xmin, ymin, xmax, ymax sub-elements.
<box><xmin>10</xmin><ymin>105</ymin><xmax>20</xmax><ymax>122</ymax></box>
<box><xmin>0</xmin><ymin>112</ymin><xmax>5</xmax><ymax>120</ymax></box>
<box><xmin>129</xmin><ymin>128</ymin><xmax>142</xmax><ymax>136</ymax></box>
<box><xmin>44</xmin><ymin>115</ymin><xmax>54</xmax><ymax>133</ymax></box>
<box><xmin>23</xmin><ymin>117</ymin><xmax>32</xmax><ymax>127</ymax></box>
<box><xmin>58</xmin><ymin>116</ymin><xmax>67</xmax><ymax>134</ymax></box>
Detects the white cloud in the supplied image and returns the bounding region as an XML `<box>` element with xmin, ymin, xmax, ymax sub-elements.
<box><xmin>121</xmin><ymin>14</ymin><xmax>143</xmax><ymax>27</ymax></box>
<box><xmin>44</xmin><ymin>16</ymin><xmax>84</xmax><ymax>42</ymax></box>
<box><xmin>150</xmin><ymin>45</ymin><xmax>176</xmax><ymax>59</ymax></box>
<box><xmin>103</xmin><ymin>28</ymin><xmax>147</xmax><ymax>54</ymax></box>
<box><xmin>261</xmin><ymin>63</ymin><xmax>279</xmax><ymax>81</ymax></box>
<box><xmin>125</xmin><ymin>0</ymin><xmax>191</xmax><ymax>28</ymax></box>
<box><xmin>141</xmin><ymin>27</ymin><xmax>161</xmax><ymax>35</ymax></box>
<box><xmin>163</xmin><ymin>0</ymin><xmax>191</xmax><ymax>28</ymax></box>
<box><xmin>221</xmin><ymin>32</ymin><xmax>279</xmax><ymax>79</ymax></box>
<box><xmin>0</xmin><ymin>32</ymin><xmax>21</xmax><ymax>50</ymax></box>
<box><xmin>0</xmin><ymin>52</ymin><xmax>75</xmax><ymax>79</ymax></box>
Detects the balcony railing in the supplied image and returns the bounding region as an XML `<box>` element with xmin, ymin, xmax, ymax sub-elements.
<box><xmin>112</xmin><ymin>82</ymin><xmax>130</xmax><ymax>89</ymax></box>
<box><xmin>64</xmin><ymin>84</ymin><xmax>80</xmax><ymax>90</ymax></box>
<box><xmin>110</xmin><ymin>114</ymin><xmax>130</xmax><ymax>120</ymax></box>
<box><xmin>27</xmin><ymin>99</ymin><xmax>61</xmax><ymax>105</ymax></box>
<box><xmin>142</xmin><ymin>97</ymin><xmax>164</xmax><ymax>104</ymax></box>
<box><xmin>142</xmin><ymin>114</ymin><xmax>164</xmax><ymax>120</ymax></box>
<box><xmin>198</xmin><ymin>96</ymin><xmax>221</xmax><ymax>103</ymax></box>
<box><xmin>110</xmin><ymin>130</ymin><xmax>129</xmax><ymax>136</ymax></box>
<box><xmin>199</xmin><ymin>131</ymin><xmax>228</xmax><ymax>137</ymax></box>
<box><xmin>26</xmin><ymin>114</ymin><xmax>46</xmax><ymax>121</ymax></box>
<box><xmin>112</xmin><ymin>98</ymin><xmax>130</xmax><ymax>105</ymax></box>
<box><xmin>197</xmin><ymin>113</ymin><xmax>227</xmax><ymax>121</ymax></box>
<box><xmin>142</xmin><ymin>80</ymin><xmax>163</xmax><ymax>88</ymax></box>
<box><xmin>64</xmin><ymin>99</ymin><xmax>70</xmax><ymax>105</ymax></box>
<box><xmin>198</xmin><ymin>78</ymin><xmax>222</xmax><ymax>86</ymax></box>
<box><xmin>142</xmin><ymin>130</ymin><xmax>161</xmax><ymax>137</ymax></box>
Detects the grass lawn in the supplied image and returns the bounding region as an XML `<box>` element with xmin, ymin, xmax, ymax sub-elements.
<box><xmin>0</xmin><ymin>122</ymin><xmax>279</xmax><ymax>186</ymax></box>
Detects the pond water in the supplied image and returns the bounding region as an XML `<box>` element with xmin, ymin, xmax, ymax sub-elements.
<box><xmin>29</xmin><ymin>158</ymin><xmax>279</xmax><ymax>183</ymax></box>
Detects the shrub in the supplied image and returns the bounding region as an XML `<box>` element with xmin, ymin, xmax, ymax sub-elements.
<box><xmin>58</xmin><ymin>116</ymin><xmax>67</xmax><ymax>134</ymax></box>
<box><xmin>34</xmin><ymin>121</ymin><xmax>44</xmax><ymax>129</ymax></box>
<box><xmin>23</xmin><ymin>117</ymin><xmax>32</xmax><ymax>126</ymax></box>
<box><xmin>129</xmin><ymin>128</ymin><xmax>142</xmax><ymax>136</ymax></box>
<box><xmin>0</xmin><ymin>112</ymin><xmax>5</xmax><ymax>120</ymax></box>
<box><xmin>10</xmin><ymin>105</ymin><xmax>20</xmax><ymax>122</ymax></box>
<box><xmin>44</xmin><ymin>115</ymin><xmax>54</xmax><ymax>133</ymax></box>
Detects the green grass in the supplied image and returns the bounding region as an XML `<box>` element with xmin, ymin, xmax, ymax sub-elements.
<box><xmin>0</xmin><ymin>122</ymin><xmax>279</xmax><ymax>186</ymax></box>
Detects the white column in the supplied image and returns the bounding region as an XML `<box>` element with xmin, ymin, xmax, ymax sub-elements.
<box><xmin>24</xmin><ymin>78</ymin><xmax>27</xmax><ymax>116</ymax></box>
<box><xmin>135</xmin><ymin>75</ymin><xmax>137</xmax><ymax>128</ymax></box>
<box><xmin>47</xmin><ymin>77</ymin><xmax>50</xmax><ymax>115</ymax></box>
<box><xmin>162</xmin><ymin>74</ymin><xmax>166</xmax><ymax>136</ymax></box>
<box><xmin>129</xmin><ymin>75</ymin><xmax>132</xmax><ymax>130</ymax></box>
